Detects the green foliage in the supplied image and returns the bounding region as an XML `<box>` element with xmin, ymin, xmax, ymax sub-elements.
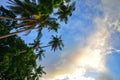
<box><xmin>53</xmin><ymin>0</ymin><xmax>63</xmax><ymax>8</ymax></box>
<box><xmin>38</xmin><ymin>0</ymin><xmax>53</xmax><ymax>15</ymax></box>
<box><xmin>28</xmin><ymin>66</ymin><xmax>46</xmax><ymax>80</ymax></box>
<box><xmin>8</xmin><ymin>0</ymin><xmax>37</xmax><ymax>17</ymax></box>
<box><xmin>1</xmin><ymin>49</ymin><xmax>36</xmax><ymax>80</ymax></box>
<box><xmin>0</xmin><ymin>6</ymin><xmax>16</xmax><ymax>30</ymax></box>
<box><xmin>0</xmin><ymin>0</ymin><xmax>75</xmax><ymax>79</ymax></box>
<box><xmin>55</xmin><ymin>2</ymin><xmax>75</xmax><ymax>24</ymax></box>
<box><xmin>0</xmin><ymin>19</ymin><xmax>37</xmax><ymax>80</ymax></box>
<box><xmin>0</xmin><ymin>6</ymin><xmax>16</xmax><ymax>18</ymax></box>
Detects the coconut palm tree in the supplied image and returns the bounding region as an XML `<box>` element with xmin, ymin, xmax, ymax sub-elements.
<box><xmin>0</xmin><ymin>0</ymin><xmax>60</xmax><ymax>39</ymax></box>
<box><xmin>35</xmin><ymin>49</ymin><xmax>45</xmax><ymax>60</ymax></box>
<box><xmin>48</xmin><ymin>35</ymin><xmax>64</xmax><ymax>51</ymax></box>
<box><xmin>55</xmin><ymin>2</ymin><xmax>75</xmax><ymax>24</ymax></box>
<box><xmin>0</xmin><ymin>15</ymin><xmax>59</xmax><ymax>40</ymax></box>
<box><xmin>0</xmin><ymin>0</ymin><xmax>74</xmax><ymax>79</ymax></box>
<box><xmin>29</xmin><ymin>35</ymin><xmax>64</xmax><ymax>60</ymax></box>
<box><xmin>0</xmin><ymin>0</ymin><xmax>75</xmax><ymax>39</ymax></box>
<box><xmin>28</xmin><ymin>66</ymin><xmax>46</xmax><ymax>80</ymax></box>
<box><xmin>31</xmin><ymin>35</ymin><xmax>64</xmax><ymax>52</ymax></box>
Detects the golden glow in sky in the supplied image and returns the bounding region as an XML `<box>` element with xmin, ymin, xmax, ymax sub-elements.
<box><xmin>41</xmin><ymin>0</ymin><xmax>120</xmax><ymax>80</ymax></box>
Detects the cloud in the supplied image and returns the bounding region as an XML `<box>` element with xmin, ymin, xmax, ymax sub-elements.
<box><xmin>96</xmin><ymin>72</ymin><xmax>113</xmax><ymax>80</ymax></box>
<box><xmin>40</xmin><ymin>0</ymin><xmax>120</xmax><ymax>80</ymax></box>
<box><xmin>101</xmin><ymin>0</ymin><xmax>120</xmax><ymax>31</ymax></box>
<box><xmin>41</xmin><ymin>16</ymin><xmax>112</xmax><ymax>80</ymax></box>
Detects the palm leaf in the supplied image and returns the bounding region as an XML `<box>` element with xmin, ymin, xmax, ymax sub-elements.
<box><xmin>49</xmin><ymin>35</ymin><xmax>64</xmax><ymax>51</ymax></box>
<box><xmin>35</xmin><ymin>49</ymin><xmax>45</xmax><ymax>60</ymax></box>
<box><xmin>55</xmin><ymin>2</ymin><xmax>75</xmax><ymax>23</ymax></box>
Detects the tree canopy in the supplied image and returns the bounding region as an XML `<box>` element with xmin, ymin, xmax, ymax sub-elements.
<box><xmin>0</xmin><ymin>0</ymin><xmax>75</xmax><ymax>79</ymax></box>
<box><xmin>0</xmin><ymin>19</ymin><xmax>37</xmax><ymax>80</ymax></box>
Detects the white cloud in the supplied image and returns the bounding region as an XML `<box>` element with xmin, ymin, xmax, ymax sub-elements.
<box><xmin>41</xmin><ymin>16</ymin><xmax>112</xmax><ymax>80</ymax></box>
<box><xmin>40</xmin><ymin>0</ymin><xmax>120</xmax><ymax>80</ymax></box>
<box><xmin>101</xmin><ymin>0</ymin><xmax>120</xmax><ymax>32</ymax></box>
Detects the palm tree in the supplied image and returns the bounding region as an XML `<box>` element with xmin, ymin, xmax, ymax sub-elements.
<box><xmin>0</xmin><ymin>16</ymin><xmax>59</xmax><ymax>40</ymax></box>
<box><xmin>55</xmin><ymin>2</ymin><xmax>75</xmax><ymax>24</ymax></box>
<box><xmin>30</xmin><ymin>35</ymin><xmax>64</xmax><ymax>52</ymax></box>
<box><xmin>28</xmin><ymin>35</ymin><xmax>64</xmax><ymax>61</ymax></box>
<box><xmin>0</xmin><ymin>0</ymin><xmax>74</xmax><ymax>79</ymax></box>
<box><xmin>48</xmin><ymin>35</ymin><xmax>64</xmax><ymax>51</ymax></box>
<box><xmin>28</xmin><ymin>66</ymin><xmax>46</xmax><ymax>80</ymax></box>
<box><xmin>35</xmin><ymin>49</ymin><xmax>45</xmax><ymax>60</ymax></box>
<box><xmin>31</xmin><ymin>35</ymin><xmax>64</xmax><ymax>52</ymax></box>
<box><xmin>0</xmin><ymin>0</ymin><xmax>75</xmax><ymax>39</ymax></box>
<box><xmin>0</xmin><ymin>0</ymin><xmax>60</xmax><ymax>39</ymax></box>
<box><xmin>0</xmin><ymin>16</ymin><xmax>59</xmax><ymax>39</ymax></box>
<box><xmin>0</xmin><ymin>27</ymin><xmax>37</xmax><ymax>39</ymax></box>
<box><xmin>29</xmin><ymin>35</ymin><xmax>64</xmax><ymax>59</ymax></box>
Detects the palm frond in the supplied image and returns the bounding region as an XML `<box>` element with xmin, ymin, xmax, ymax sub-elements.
<box><xmin>55</xmin><ymin>1</ymin><xmax>75</xmax><ymax>23</ymax></box>
<box><xmin>36</xmin><ymin>27</ymin><xmax>42</xmax><ymax>40</ymax></box>
<box><xmin>35</xmin><ymin>49</ymin><xmax>45</xmax><ymax>60</ymax></box>
<box><xmin>49</xmin><ymin>35</ymin><xmax>64</xmax><ymax>51</ymax></box>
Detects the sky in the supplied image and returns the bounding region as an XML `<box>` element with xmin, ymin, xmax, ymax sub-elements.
<box><xmin>1</xmin><ymin>0</ymin><xmax>120</xmax><ymax>80</ymax></box>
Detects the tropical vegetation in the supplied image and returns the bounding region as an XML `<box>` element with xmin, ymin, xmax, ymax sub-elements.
<box><xmin>0</xmin><ymin>0</ymin><xmax>75</xmax><ymax>79</ymax></box>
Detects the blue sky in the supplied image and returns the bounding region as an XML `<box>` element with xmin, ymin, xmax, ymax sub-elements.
<box><xmin>1</xmin><ymin>0</ymin><xmax>120</xmax><ymax>80</ymax></box>
<box><xmin>39</xmin><ymin>0</ymin><xmax>120</xmax><ymax>80</ymax></box>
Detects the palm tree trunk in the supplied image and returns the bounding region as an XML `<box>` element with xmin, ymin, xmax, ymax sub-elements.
<box><xmin>0</xmin><ymin>27</ymin><xmax>37</xmax><ymax>39</ymax></box>
<box><xmin>59</xmin><ymin>8</ymin><xmax>64</xmax><ymax>12</ymax></box>
<box><xmin>19</xmin><ymin>50</ymin><xmax>28</xmax><ymax>54</ymax></box>
<box><xmin>0</xmin><ymin>16</ymin><xmax>36</xmax><ymax>22</ymax></box>
<box><xmin>40</xmin><ymin>45</ymin><xmax>51</xmax><ymax>48</ymax></box>
<box><xmin>20</xmin><ymin>45</ymin><xmax>51</xmax><ymax>54</ymax></box>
